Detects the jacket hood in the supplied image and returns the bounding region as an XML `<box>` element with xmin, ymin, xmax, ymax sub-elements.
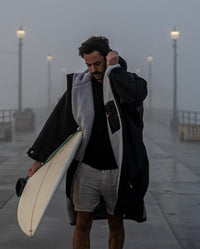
<box><xmin>119</xmin><ymin>56</ymin><xmax>127</xmax><ymax>71</ymax></box>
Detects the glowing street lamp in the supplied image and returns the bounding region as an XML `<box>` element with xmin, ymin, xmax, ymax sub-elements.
<box><xmin>171</xmin><ymin>27</ymin><xmax>180</xmax><ymax>129</ymax></box>
<box><xmin>16</xmin><ymin>26</ymin><xmax>25</xmax><ymax>112</ymax></box>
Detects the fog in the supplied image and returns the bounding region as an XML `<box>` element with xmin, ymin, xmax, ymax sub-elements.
<box><xmin>0</xmin><ymin>0</ymin><xmax>199</xmax><ymax>112</ymax></box>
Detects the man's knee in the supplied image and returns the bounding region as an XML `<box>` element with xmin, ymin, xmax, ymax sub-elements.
<box><xmin>108</xmin><ymin>214</ymin><xmax>124</xmax><ymax>232</ymax></box>
<box><xmin>76</xmin><ymin>211</ymin><xmax>93</xmax><ymax>232</ymax></box>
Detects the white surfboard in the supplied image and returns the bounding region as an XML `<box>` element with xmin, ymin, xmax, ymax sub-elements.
<box><xmin>17</xmin><ymin>130</ymin><xmax>82</xmax><ymax>237</ymax></box>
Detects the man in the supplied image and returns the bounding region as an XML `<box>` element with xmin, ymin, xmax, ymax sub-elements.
<box><xmin>27</xmin><ymin>36</ymin><xmax>149</xmax><ymax>249</ymax></box>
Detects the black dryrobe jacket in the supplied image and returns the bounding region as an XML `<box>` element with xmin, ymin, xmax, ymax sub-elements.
<box><xmin>27</xmin><ymin>57</ymin><xmax>149</xmax><ymax>224</ymax></box>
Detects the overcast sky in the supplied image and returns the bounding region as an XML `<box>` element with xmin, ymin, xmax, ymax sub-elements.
<box><xmin>0</xmin><ymin>0</ymin><xmax>199</xmax><ymax>111</ymax></box>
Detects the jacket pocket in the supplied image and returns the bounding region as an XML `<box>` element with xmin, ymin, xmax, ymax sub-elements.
<box><xmin>105</xmin><ymin>100</ymin><xmax>120</xmax><ymax>134</ymax></box>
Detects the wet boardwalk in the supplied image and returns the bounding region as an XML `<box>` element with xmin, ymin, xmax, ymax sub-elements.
<box><xmin>0</xmin><ymin>118</ymin><xmax>199</xmax><ymax>249</ymax></box>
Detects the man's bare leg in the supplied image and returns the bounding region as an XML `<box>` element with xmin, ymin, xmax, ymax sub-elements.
<box><xmin>108</xmin><ymin>214</ymin><xmax>125</xmax><ymax>249</ymax></box>
<box><xmin>73</xmin><ymin>211</ymin><xmax>93</xmax><ymax>249</ymax></box>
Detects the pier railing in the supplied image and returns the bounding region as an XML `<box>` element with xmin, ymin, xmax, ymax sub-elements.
<box><xmin>1</xmin><ymin>107</ymin><xmax>199</xmax><ymax>141</ymax></box>
<box><xmin>145</xmin><ymin>108</ymin><xmax>200</xmax><ymax>141</ymax></box>
<box><xmin>145</xmin><ymin>108</ymin><xmax>200</xmax><ymax>125</ymax></box>
<box><xmin>0</xmin><ymin>109</ymin><xmax>15</xmax><ymax>140</ymax></box>
<box><xmin>0</xmin><ymin>108</ymin><xmax>49</xmax><ymax>140</ymax></box>
<box><xmin>0</xmin><ymin>109</ymin><xmax>15</xmax><ymax>122</ymax></box>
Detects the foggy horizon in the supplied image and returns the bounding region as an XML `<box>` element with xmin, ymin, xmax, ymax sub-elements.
<box><xmin>0</xmin><ymin>0</ymin><xmax>199</xmax><ymax>112</ymax></box>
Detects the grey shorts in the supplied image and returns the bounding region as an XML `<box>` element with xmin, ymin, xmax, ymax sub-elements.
<box><xmin>73</xmin><ymin>163</ymin><xmax>118</xmax><ymax>215</ymax></box>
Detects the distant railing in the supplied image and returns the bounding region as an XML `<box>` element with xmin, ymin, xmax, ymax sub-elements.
<box><xmin>145</xmin><ymin>108</ymin><xmax>200</xmax><ymax>126</ymax></box>
<box><xmin>0</xmin><ymin>109</ymin><xmax>15</xmax><ymax>123</ymax></box>
<box><xmin>145</xmin><ymin>108</ymin><xmax>172</xmax><ymax>127</ymax></box>
<box><xmin>145</xmin><ymin>108</ymin><xmax>200</xmax><ymax>141</ymax></box>
<box><xmin>0</xmin><ymin>108</ymin><xmax>48</xmax><ymax>123</ymax></box>
<box><xmin>0</xmin><ymin>109</ymin><xmax>15</xmax><ymax>140</ymax></box>
<box><xmin>179</xmin><ymin>110</ymin><xmax>200</xmax><ymax>124</ymax></box>
<box><xmin>0</xmin><ymin>107</ymin><xmax>49</xmax><ymax>140</ymax></box>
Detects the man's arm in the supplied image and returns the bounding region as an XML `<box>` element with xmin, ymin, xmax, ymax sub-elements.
<box><xmin>106</xmin><ymin>51</ymin><xmax>148</xmax><ymax>107</ymax></box>
<box><xmin>27</xmin><ymin>87</ymin><xmax>78</xmax><ymax>163</ymax></box>
<box><xmin>27</xmin><ymin>90</ymin><xmax>70</xmax><ymax>163</ymax></box>
<box><xmin>111</xmin><ymin>69</ymin><xmax>147</xmax><ymax>106</ymax></box>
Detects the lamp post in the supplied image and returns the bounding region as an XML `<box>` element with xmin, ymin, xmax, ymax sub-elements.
<box><xmin>171</xmin><ymin>27</ymin><xmax>180</xmax><ymax>130</ymax></box>
<box><xmin>15</xmin><ymin>27</ymin><xmax>34</xmax><ymax>132</ymax></box>
<box><xmin>61</xmin><ymin>68</ymin><xmax>67</xmax><ymax>91</ymax></box>
<box><xmin>16</xmin><ymin>26</ymin><xmax>25</xmax><ymax>112</ymax></box>
<box><xmin>46</xmin><ymin>55</ymin><xmax>52</xmax><ymax>110</ymax></box>
<box><xmin>147</xmin><ymin>55</ymin><xmax>153</xmax><ymax>112</ymax></box>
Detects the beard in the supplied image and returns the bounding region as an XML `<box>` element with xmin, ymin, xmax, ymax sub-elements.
<box><xmin>92</xmin><ymin>66</ymin><xmax>106</xmax><ymax>82</ymax></box>
<box><xmin>92</xmin><ymin>71</ymin><xmax>104</xmax><ymax>81</ymax></box>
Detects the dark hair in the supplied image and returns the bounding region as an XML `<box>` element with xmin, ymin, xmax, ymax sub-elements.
<box><xmin>78</xmin><ymin>36</ymin><xmax>111</xmax><ymax>57</ymax></box>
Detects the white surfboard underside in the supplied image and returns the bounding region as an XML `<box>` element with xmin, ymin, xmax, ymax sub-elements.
<box><xmin>17</xmin><ymin>131</ymin><xmax>82</xmax><ymax>237</ymax></box>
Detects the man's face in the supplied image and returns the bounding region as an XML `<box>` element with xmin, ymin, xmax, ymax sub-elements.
<box><xmin>83</xmin><ymin>51</ymin><xmax>106</xmax><ymax>83</ymax></box>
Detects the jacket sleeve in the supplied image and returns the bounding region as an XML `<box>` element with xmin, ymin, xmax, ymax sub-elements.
<box><xmin>109</xmin><ymin>67</ymin><xmax>148</xmax><ymax>107</ymax></box>
<box><xmin>27</xmin><ymin>90</ymin><xmax>78</xmax><ymax>163</ymax></box>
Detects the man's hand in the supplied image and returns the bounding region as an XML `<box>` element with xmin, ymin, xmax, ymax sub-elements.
<box><xmin>28</xmin><ymin>161</ymin><xmax>41</xmax><ymax>178</ymax></box>
<box><xmin>106</xmin><ymin>51</ymin><xmax>119</xmax><ymax>68</ymax></box>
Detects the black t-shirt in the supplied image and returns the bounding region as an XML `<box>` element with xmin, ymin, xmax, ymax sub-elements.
<box><xmin>82</xmin><ymin>77</ymin><xmax>118</xmax><ymax>170</ymax></box>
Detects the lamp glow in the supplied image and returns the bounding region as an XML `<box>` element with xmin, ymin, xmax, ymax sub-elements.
<box><xmin>16</xmin><ymin>27</ymin><xmax>25</xmax><ymax>39</ymax></box>
<box><xmin>171</xmin><ymin>27</ymin><xmax>180</xmax><ymax>40</ymax></box>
